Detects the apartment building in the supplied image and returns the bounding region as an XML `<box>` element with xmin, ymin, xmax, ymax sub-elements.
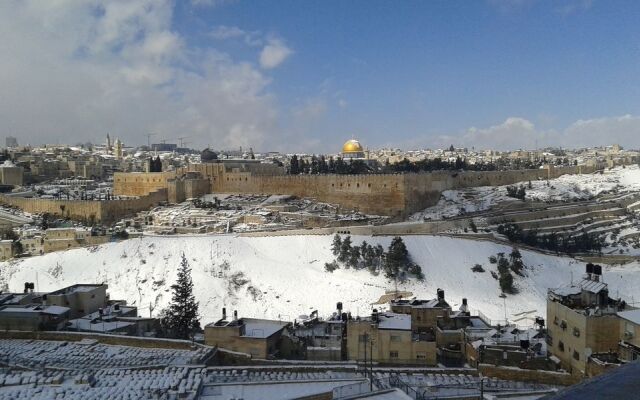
<box><xmin>204</xmin><ymin>310</ymin><xmax>291</xmax><ymax>359</ymax></box>
<box><xmin>44</xmin><ymin>284</ymin><xmax>108</xmax><ymax>319</ymax></box>
<box><xmin>547</xmin><ymin>264</ymin><xmax>629</xmax><ymax>375</ymax></box>
<box><xmin>346</xmin><ymin>310</ymin><xmax>437</xmax><ymax>366</ymax></box>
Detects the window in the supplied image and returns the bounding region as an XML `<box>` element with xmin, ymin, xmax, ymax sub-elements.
<box><xmin>416</xmin><ymin>352</ymin><xmax>427</xmax><ymax>360</ymax></box>
<box><xmin>390</xmin><ymin>335</ymin><xmax>401</xmax><ymax>342</ymax></box>
<box><xmin>389</xmin><ymin>351</ymin><xmax>399</xmax><ymax>358</ymax></box>
<box><xmin>573</xmin><ymin>350</ymin><xmax>580</xmax><ymax>361</ymax></box>
<box><xmin>553</xmin><ymin>316</ymin><xmax>559</xmax><ymax>325</ymax></box>
<box><xmin>560</xmin><ymin>320</ymin><xmax>567</xmax><ymax>330</ymax></box>
<box><xmin>573</xmin><ymin>327</ymin><xmax>580</xmax><ymax>337</ymax></box>
<box><xmin>558</xmin><ymin>341</ymin><xmax>565</xmax><ymax>352</ymax></box>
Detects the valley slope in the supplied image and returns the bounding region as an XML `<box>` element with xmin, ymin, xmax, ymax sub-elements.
<box><xmin>1</xmin><ymin>234</ymin><xmax>638</xmax><ymax>323</ymax></box>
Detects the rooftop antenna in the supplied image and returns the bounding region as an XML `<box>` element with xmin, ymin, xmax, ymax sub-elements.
<box><xmin>144</xmin><ymin>133</ymin><xmax>156</xmax><ymax>148</ymax></box>
<box><xmin>570</xmin><ymin>270</ymin><xmax>573</xmax><ymax>284</ymax></box>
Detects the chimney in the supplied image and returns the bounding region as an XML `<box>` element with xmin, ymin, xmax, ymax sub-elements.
<box><xmin>594</xmin><ymin>264</ymin><xmax>602</xmax><ymax>276</ymax></box>
<box><xmin>592</xmin><ymin>264</ymin><xmax>602</xmax><ymax>282</ymax></box>
<box><xmin>24</xmin><ymin>282</ymin><xmax>29</xmax><ymax>294</ymax></box>
<box><xmin>222</xmin><ymin>307</ymin><xmax>227</xmax><ymax>320</ymax></box>
<box><xmin>586</xmin><ymin>263</ymin><xmax>594</xmax><ymax>280</ymax></box>
<box><xmin>337</xmin><ymin>302</ymin><xmax>343</xmax><ymax>312</ymax></box>
<box><xmin>233</xmin><ymin>310</ymin><xmax>238</xmax><ymax>320</ymax></box>
<box><xmin>372</xmin><ymin>309</ymin><xmax>379</xmax><ymax>323</ymax></box>
<box><xmin>459</xmin><ymin>298</ymin><xmax>469</xmax><ymax>313</ymax></box>
<box><xmin>437</xmin><ymin>289</ymin><xmax>445</xmax><ymax>301</ymax></box>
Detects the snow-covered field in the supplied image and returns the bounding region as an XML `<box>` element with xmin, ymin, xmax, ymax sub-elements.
<box><xmin>412</xmin><ymin>165</ymin><xmax>640</xmax><ymax>220</ymax></box>
<box><xmin>2</xmin><ymin>234</ymin><xmax>639</xmax><ymax>324</ymax></box>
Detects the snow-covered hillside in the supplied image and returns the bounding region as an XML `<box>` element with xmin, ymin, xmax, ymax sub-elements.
<box><xmin>412</xmin><ymin>165</ymin><xmax>640</xmax><ymax>220</ymax></box>
<box><xmin>1</xmin><ymin>235</ymin><xmax>639</xmax><ymax>324</ymax></box>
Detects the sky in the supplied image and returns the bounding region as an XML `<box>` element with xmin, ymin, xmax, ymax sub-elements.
<box><xmin>1</xmin><ymin>0</ymin><xmax>639</xmax><ymax>152</ymax></box>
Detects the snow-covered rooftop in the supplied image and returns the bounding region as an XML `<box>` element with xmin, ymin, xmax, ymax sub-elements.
<box><xmin>377</xmin><ymin>313</ymin><xmax>411</xmax><ymax>330</ymax></box>
<box><xmin>618</xmin><ymin>309</ymin><xmax>640</xmax><ymax>325</ymax></box>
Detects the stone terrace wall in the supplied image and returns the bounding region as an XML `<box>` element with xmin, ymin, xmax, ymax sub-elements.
<box><xmin>0</xmin><ymin>330</ymin><xmax>209</xmax><ymax>351</ymax></box>
<box><xmin>478</xmin><ymin>363</ymin><xmax>580</xmax><ymax>386</ymax></box>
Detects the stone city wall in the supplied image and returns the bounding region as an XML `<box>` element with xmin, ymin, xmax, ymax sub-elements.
<box><xmin>215</xmin><ymin>172</ymin><xmax>407</xmax><ymax>216</ymax></box>
<box><xmin>0</xmin><ymin>189</ymin><xmax>167</xmax><ymax>224</ymax></box>
<box><xmin>113</xmin><ymin>171</ymin><xmax>177</xmax><ymax>197</ymax></box>
<box><xmin>113</xmin><ymin>164</ymin><xmax>600</xmax><ymax>218</ymax></box>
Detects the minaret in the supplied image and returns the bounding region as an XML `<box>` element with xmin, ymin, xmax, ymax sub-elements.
<box><xmin>115</xmin><ymin>138</ymin><xmax>123</xmax><ymax>159</ymax></box>
<box><xmin>106</xmin><ymin>133</ymin><xmax>112</xmax><ymax>154</ymax></box>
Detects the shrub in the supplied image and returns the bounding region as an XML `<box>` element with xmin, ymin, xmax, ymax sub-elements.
<box><xmin>471</xmin><ymin>264</ymin><xmax>485</xmax><ymax>273</ymax></box>
<box><xmin>324</xmin><ymin>261</ymin><xmax>339</xmax><ymax>273</ymax></box>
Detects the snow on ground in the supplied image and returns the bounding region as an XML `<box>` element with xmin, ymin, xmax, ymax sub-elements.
<box><xmin>1</xmin><ymin>235</ymin><xmax>638</xmax><ymax>324</ymax></box>
<box><xmin>411</xmin><ymin>165</ymin><xmax>640</xmax><ymax>220</ymax></box>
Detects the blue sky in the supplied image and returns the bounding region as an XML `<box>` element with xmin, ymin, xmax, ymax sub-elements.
<box><xmin>1</xmin><ymin>0</ymin><xmax>639</xmax><ymax>151</ymax></box>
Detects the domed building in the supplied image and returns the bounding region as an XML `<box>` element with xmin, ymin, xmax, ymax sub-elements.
<box><xmin>341</xmin><ymin>139</ymin><xmax>366</xmax><ymax>159</ymax></box>
<box><xmin>201</xmin><ymin>148</ymin><xmax>219</xmax><ymax>162</ymax></box>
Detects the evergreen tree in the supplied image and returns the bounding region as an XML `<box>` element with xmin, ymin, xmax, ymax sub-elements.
<box><xmin>162</xmin><ymin>253</ymin><xmax>200</xmax><ymax>339</ymax></box>
<box><xmin>338</xmin><ymin>235</ymin><xmax>352</xmax><ymax>263</ymax></box>
<box><xmin>289</xmin><ymin>155</ymin><xmax>299</xmax><ymax>175</ymax></box>
<box><xmin>331</xmin><ymin>234</ymin><xmax>342</xmax><ymax>256</ymax></box>
<box><xmin>348</xmin><ymin>246</ymin><xmax>361</xmax><ymax>269</ymax></box>
<box><xmin>509</xmin><ymin>247</ymin><xmax>524</xmax><ymax>276</ymax></box>
<box><xmin>310</xmin><ymin>155</ymin><xmax>319</xmax><ymax>174</ymax></box>
<box><xmin>328</xmin><ymin>157</ymin><xmax>336</xmax><ymax>173</ymax></box>
<box><xmin>384</xmin><ymin>237</ymin><xmax>409</xmax><ymax>280</ymax></box>
<box><xmin>499</xmin><ymin>272</ymin><xmax>514</xmax><ymax>293</ymax></box>
<box><xmin>154</xmin><ymin>156</ymin><xmax>162</xmax><ymax>172</ymax></box>
<box><xmin>41</xmin><ymin>213</ymin><xmax>50</xmax><ymax>230</ymax></box>
<box><xmin>319</xmin><ymin>155</ymin><xmax>328</xmax><ymax>173</ymax></box>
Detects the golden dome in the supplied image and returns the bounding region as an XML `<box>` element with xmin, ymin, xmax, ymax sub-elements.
<box><xmin>342</xmin><ymin>139</ymin><xmax>364</xmax><ymax>153</ymax></box>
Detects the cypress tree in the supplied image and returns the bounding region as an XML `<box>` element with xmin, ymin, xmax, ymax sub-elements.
<box><xmin>331</xmin><ymin>234</ymin><xmax>342</xmax><ymax>256</ymax></box>
<box><xmin>163</xmin><ymin>253</ymin><xmax>200</xmax><ymax>339</ymax></box>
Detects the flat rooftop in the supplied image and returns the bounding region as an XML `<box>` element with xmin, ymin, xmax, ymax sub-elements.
<box><xmin>0</xmin><ymin>304</ymin><xmax>69</xmax><ymax>315</ymax></box>
<box><xmin>48</xmin><ymin>284</ymin><xmax>106</xmax><ymax>296</ymax></box>
<box><xmin>207</xmin><ymin>317</ymin><xmax>289</xmax><ymax>338</ymax></box>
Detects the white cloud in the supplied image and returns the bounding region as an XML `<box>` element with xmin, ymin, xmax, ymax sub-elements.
<box><xmin>390</xmin><ymin>115</ymin><xmax>640</xmax><ymax>151</ymax></box>
<box><xmin>191</xmin><ymin>0</ymin><xmax>237</xmax><ymax>8</ymax></box>
<box><xmin>210</xmin><ymin>25</ymin><xmax>246</xmax><ymax>40</ymax></box>
<box><xmin>455</xmin><ymin>117</ymin><xmax>550</xmax><ymax>151</ymax></box>
<box><xmin>440</xmin><ymin>115</ymin><xmax>640</xmax><ymax>151</ymax></box>
<box><xmin>555</xmin><ymin>0</ymin><xmax>594</xmax><ymax>15</ymax></box>
<box><xmin>487</xmin><ymin>0</ymin><xmax>537</xmax><ymax>13</ymax></box>
<box><xmin>0</xmin><ymin>0</ymin><xmax>284</xmax><ymax>151</ymax></box>
<box><xmin>209</xmin><ymin>25</ymin><xmax>263</xmax><ymax>46</ymax></box>
<box><xmin>259</xmin><ymin>38</ymin><xmax>293</xmax><ymax>69</ymax></box>
<box><xmin>562</xmin><ymin>115</ymin><xmax>640</xmax><ymax>148</ymax></box>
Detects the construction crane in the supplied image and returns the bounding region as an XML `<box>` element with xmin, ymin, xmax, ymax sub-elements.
<box><xmin>177</xmin><ymin>136</ymin><xmax>191</xmax><ymax>148</ymax></box>
<box><xmin>143</xmin><ymin>133</ymin><xmax>157</xmax><ymax>147</ymax></box>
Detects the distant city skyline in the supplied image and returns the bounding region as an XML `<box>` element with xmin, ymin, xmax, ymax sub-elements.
<box><xmin>1</xmin><ymin>0</ymin><xmax>639</xmax><ymax>152</ymax></box>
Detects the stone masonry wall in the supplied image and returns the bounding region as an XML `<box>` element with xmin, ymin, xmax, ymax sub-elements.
<box><xmin>112</xmin><ymin>164</ymin><xmax>601</xmax><ymax>218</ymax></box>
<box><xmin>0</xmin><ymin>189</ymin><xmax>168</xmax><ymax>224</ymax></box>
